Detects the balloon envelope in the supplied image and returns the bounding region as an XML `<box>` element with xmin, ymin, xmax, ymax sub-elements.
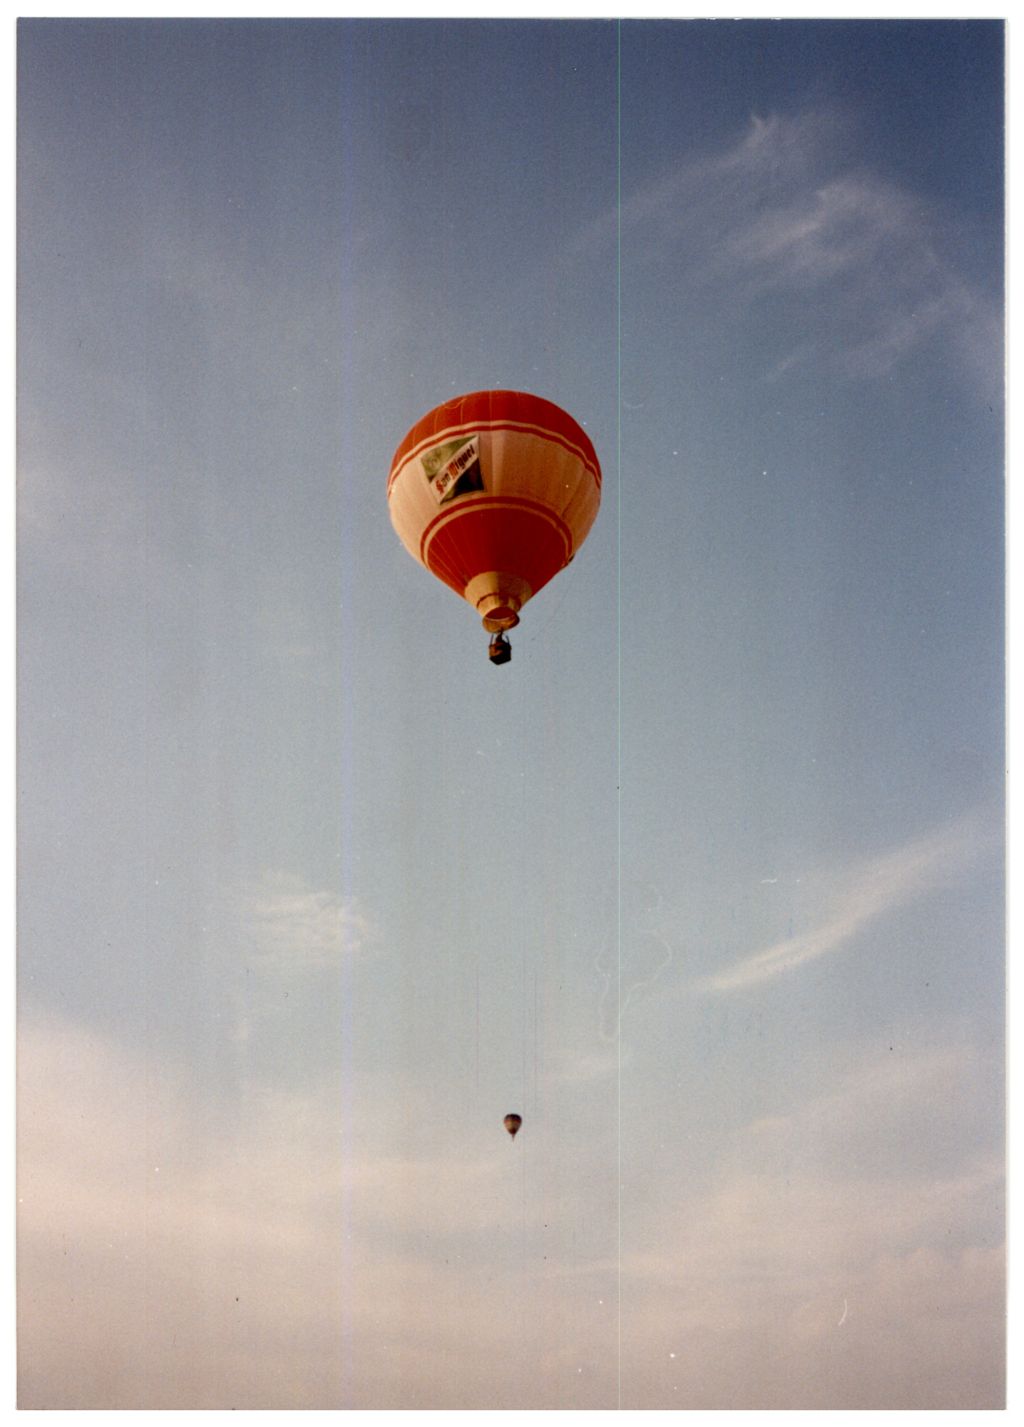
<box><xmin>503</xmin><ymin>1113</ymin><xmax>522</xmax><ymax>1139</ymax></box>
<box><xmin>388</xmin><ymin>390</ymin><xmax>601</xmax><ymax>633</ymax></box>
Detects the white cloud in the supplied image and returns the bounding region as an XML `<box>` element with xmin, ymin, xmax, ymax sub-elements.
<box><xmin>242</xmin><ymin>871</ymin><xmax>373</xmax><ymax>971</ymax></box>
<box><xmin>722</xmin><ymin>173</ymin><xmax>916</xmax><ymax>284</ymax></box>
<box><xmin>549</xmin><ymin>1042</ymin><xmax>628</xmax><ymax>1085</ymax></box>
<box><xmin>581</xmin><ymin>109</ymin><xmax>999</xmax><ymax>395</ymax></box>
<box><xmin>699</xmin><ymin>807</ymin><xmax>997</xmax><ymax>993</ymax></box>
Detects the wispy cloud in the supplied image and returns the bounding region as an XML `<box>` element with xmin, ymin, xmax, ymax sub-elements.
<box><xmin>595</xmin><ymin>878</ymin><xmax>675</xmax><ymax>1041</ymax></box>
<box><xmin>579</xmin><ymin>109</ymin><xmax>999</xmax><ymax>395</ymax></box>
<box><xmin>699</xmin><ymin>808</ymin><xmax>997</xmax><ymax>993</ymax></box>
<box><xmin>241</xmin><ymin>871</ymin><xmax>373</xmax><ymax>972</ymax></box>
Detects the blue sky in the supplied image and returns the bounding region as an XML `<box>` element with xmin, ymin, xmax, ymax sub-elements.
<box><xmin>17</xmin><ymin>17</ymin><xmax>1003</xmax><ymax>1410</ymax></box>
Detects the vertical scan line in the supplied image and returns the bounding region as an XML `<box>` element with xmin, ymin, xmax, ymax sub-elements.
<box><xmin>522</xmin><ymin>942</ymin><xmax>528</xmax><ymax>1111</ymax></box>
<box><xmin>615</xmin><ymin>16</ymin><xmax>623</xmax><ymax>1412</ymax></box>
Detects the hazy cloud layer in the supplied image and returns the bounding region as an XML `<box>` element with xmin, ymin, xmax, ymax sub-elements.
<box><xmin>17</xmin><ymin>1017</ymin><xmax>522</xmax><ymax>1408</ymax></box>
<box><xmin>618</xmin><ymin>1037</ymin><xmax>1003</xmax><ymax>1408</ymax></box>
<box><xmin>18</xmin><ymin>1014</ymin><xmax>1002</xmax><ymax>1409</ymax></box>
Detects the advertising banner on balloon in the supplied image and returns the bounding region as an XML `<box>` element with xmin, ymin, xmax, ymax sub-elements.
<box><xmin>422</xmin><ymin>435</ymin><xmax>483</xmax><ymax>504</ymax></box>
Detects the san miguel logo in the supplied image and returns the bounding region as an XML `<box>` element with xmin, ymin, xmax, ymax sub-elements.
<box><xmin>422</xmin><ymin>435</ymin><xmax>484</xmax><ymax>504</ymax></box>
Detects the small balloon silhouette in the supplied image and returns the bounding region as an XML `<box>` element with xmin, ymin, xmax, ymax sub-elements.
<box><xmin>503</xmin><ymin>1113</ymin><xmax>522</xmax><ymax>1140</ymax></box>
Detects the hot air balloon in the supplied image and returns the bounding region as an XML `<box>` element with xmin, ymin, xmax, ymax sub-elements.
<box><xmin>387</xmin><ymin>390</ymin><xmax>601</xmax><ymax>663</ymax></box>
<box><xmin>503</xmin><ymin>1113</ymin><xmax>522</xmax><ymax>1140</ymax></box>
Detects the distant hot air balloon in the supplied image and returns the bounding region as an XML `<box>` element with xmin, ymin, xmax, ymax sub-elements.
<box><xmin>387</xmin><ymin>390</ymin><xmax>601</xmax><ymax>663</ymax></box>
<box><xmin>504</xmin><ymin>1113</ymin><xmax>522</xmax><ymax>1140</ymax></box>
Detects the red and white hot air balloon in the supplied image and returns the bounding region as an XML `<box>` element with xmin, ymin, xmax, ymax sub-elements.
<box><xmin>387</xmin><ymin>390</ymin><xmax>601</xmax><ymax>663</ymax></box>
